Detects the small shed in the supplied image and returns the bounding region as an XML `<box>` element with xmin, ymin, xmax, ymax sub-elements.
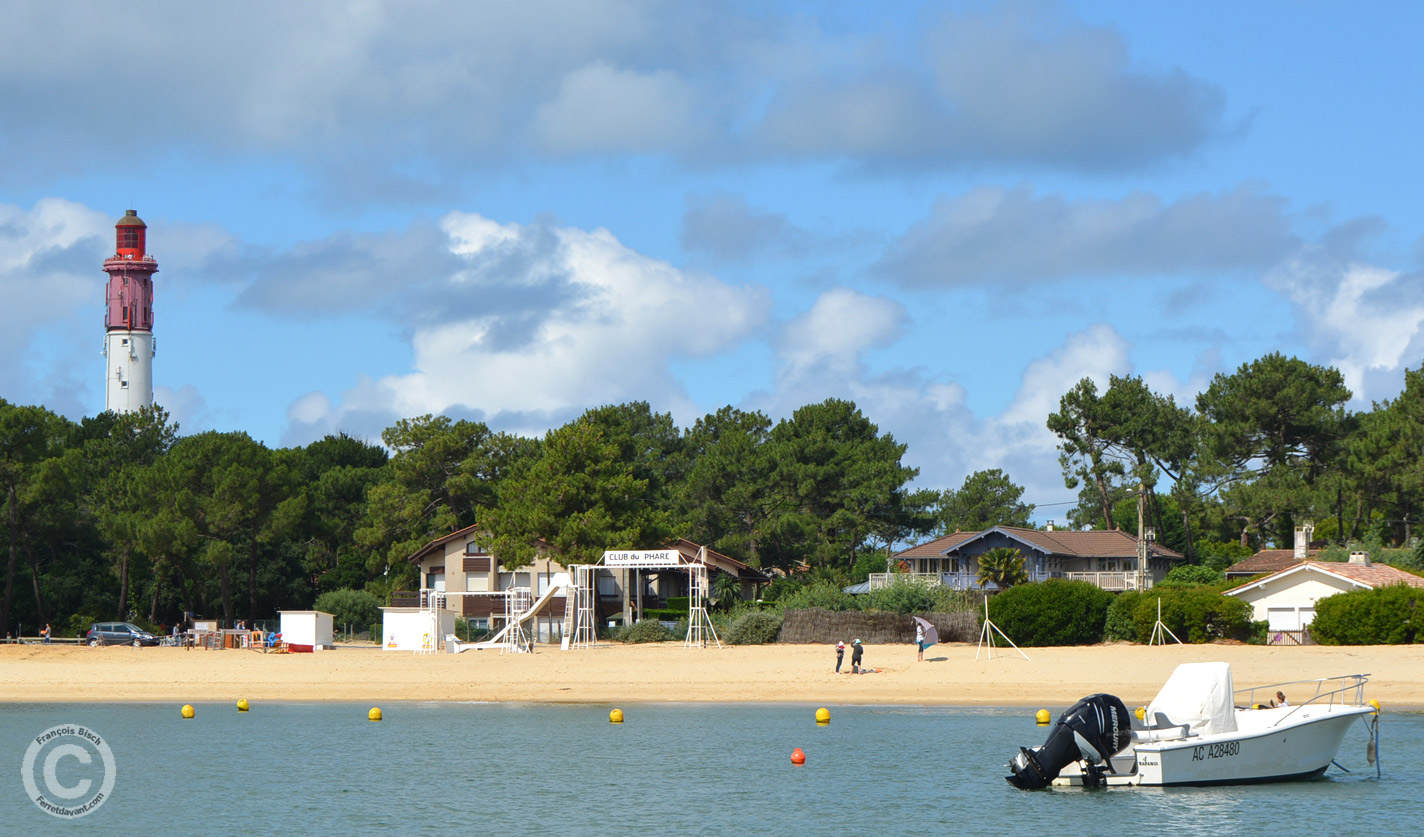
<box><xmin>279</xmin><ymin>610</ymin><xmax>335</xmax><ymax>652</ymax></box>
<box><xmin>382</xmin><ymin>607</ymin><xmax>457</xmax><ymax>652</ymax></box>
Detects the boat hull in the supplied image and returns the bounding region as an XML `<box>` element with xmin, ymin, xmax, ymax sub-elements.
<box><xmin>1054</xmin><ymin>706</ymin><xmax>1373</xmax><ymax>787</ymax></box>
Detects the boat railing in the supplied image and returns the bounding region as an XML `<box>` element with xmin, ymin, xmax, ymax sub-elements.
<box><xmin>1234</xmin><ymin>673</ymin><xmax>1371</xmax><ymax>727</ymax></box>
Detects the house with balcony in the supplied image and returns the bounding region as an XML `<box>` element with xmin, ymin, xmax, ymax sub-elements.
<box><xmin>878</xmin><ymin>524</ymin><xmax>1184</xmax><ymax>592</ymax></box>
<box><xmin>400</xmin><ymin>526</ymin><xmax>769</xmax><ymax>640</ymax></box>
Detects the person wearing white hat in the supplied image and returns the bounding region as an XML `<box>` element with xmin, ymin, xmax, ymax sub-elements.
<box><xmin>835</xmin><ymin>640</ymin><xmax>846</xmax><ymax>673</ymax></box>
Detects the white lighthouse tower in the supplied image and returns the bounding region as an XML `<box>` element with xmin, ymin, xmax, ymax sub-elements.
<box><xmin>102</xmin><ymin>209</ymin><xmax>158</xmax><ymax>413</ymax></box>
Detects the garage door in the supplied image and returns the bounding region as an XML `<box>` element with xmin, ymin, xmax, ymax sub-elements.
<box><xmin>1266</xmin><ymin>607</ymin><xmax>1299</xmax><ymax>631</ymax></box>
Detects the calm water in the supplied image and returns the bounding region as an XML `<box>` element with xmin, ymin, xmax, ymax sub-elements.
<box><xmin>1</xmin><ymin>702</ymin><xmax>1417</xmax><ymax>835</ymax></box>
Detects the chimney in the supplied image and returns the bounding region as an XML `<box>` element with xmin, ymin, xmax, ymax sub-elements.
<box><xmin>1293</xmin><ymin>522</ymin><xmax>1314</xmax><ymax>560</ymax></box>
<box><xmin>1348</xmin><ymin>551</ymin><xmax>1371</xmax><ymax>566</ymax></box>
<box><xmin>1046</xmin><ymin>520</ymin><xmax>1055</xmax><ymax>532</ymax></box>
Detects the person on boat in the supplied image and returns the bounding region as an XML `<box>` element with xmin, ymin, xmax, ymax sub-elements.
<box><xmin>915</xmin><ymin>622</ymin><xmax>925</xmax><ymax>662</ymax></box>
<box><xmin>835</xmin><ymin>640</ymin><xmax>845</xmax><ymax>674</ymax></box>
<box><xmin>851</xmin><ymin>638</ymin><xmax>864</xmax><ymax>673</ymax></box>
<box><xmin>1275</xmin><ymin>691</ymin><xmax>1288</xmax><ymax>706</ymax></box>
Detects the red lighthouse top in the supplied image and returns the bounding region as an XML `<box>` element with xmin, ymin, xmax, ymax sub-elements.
<box><xmin>115</xmin><ymin>209</ymin><xmax>147</xmax><ymax>258</ymax></box>
<box><xmin>104</xmin><ymin>209</ymin><xmax>158</xmax><ymax>333</ymax></box>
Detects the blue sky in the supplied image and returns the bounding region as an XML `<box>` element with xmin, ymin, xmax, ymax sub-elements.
<box><xmin>3</xmin><ymin>1</ymin><xmax>1421</xmax><ymax>513</ymax></box>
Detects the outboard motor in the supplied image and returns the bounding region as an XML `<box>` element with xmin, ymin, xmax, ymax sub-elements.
<box><xmin>1006</xmin><ymin>693</ymin><xmax>1132</xmax><ymax>790</ymax></box>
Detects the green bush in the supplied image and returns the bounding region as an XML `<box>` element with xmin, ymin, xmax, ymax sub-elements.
<box><xmin>863</xmin><ymin>579</ymin><xmax>938</xmax><ymax>614</ymax></box>
<box><xmin>986</xmin><ymin>580</ymin><xmax>1114</xmax><ymax>646</ymax></box>
<box><xmin>314</xmin><ymin>588</ymin><xmax>382</xmax><ymax>630</ymax></box>
<box><xmin>622</xmin><ymin>620</ymin><xmax>675</xmax><ymax>643</ymax></box>
<box><xmin>665</xmin><ymin>596</ymin><xmax>691</xmax><ymax>613</ymax></box>
<box><xmin>726</xmin><ymin>610</ymin><xmax>783</xmax><ymax>645</ymax></box>
<box><xmin>1158</xmin><ymin>565</ymin><xmax>1226</xmax><ymax>588</ymax></box>
<box><xmin>776</xmin><ymin>581</ymin><xmax>858</xmax><ymax>612</ymax></box>
<box><xmin>67</xmin><ymin>614</ymin><xmax>98</xmax><ymax>638</ymax></box>
<box><xmin>1129</xmin><ymin>589</ymin><xmax>1254</xmax><ymax>643</ymax></box>
<box><xmin>1309</xmin><ymin>583</ymin><xmax>1422</xmax><ymax>645</ymax></box>
<box><xmin>1104</xmin><ymin>591</ymin><xmax>1144</xmax><ymax>642</ymax></box>
<box><xmin>923</xmin><ymin>586</ymin><xmax>978</xmax><ymax>618</ymax></box>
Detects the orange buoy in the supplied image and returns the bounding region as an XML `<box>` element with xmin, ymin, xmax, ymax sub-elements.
<box><xmin>791</xmin><ymin>747</ymin><xmax>806</xmax><ymax>765</ymax></box>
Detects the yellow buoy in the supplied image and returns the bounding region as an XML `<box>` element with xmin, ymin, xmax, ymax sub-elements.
<box><xmin>1368</xmin><ymin>699</ymin><xmax>1380</xmax><ymax>713</ymax></box>
<box><xmin>237</xmin><ymin>698</ymin><xmax>250</xmax><ymax>712</ymax></box>
<box><xmin>1035</xmin><ymin>709</ymin><xmax>1051</xmax><ymax>725</ymax></box>
<box><xmin>815</xmin><ymin>707</ymin><xmax>831</xmax><ymax>724</ymax></box>
<box><xmin>610</xmin><ymin>708</ymin><xmax>624</xmax><ymax>724</ymax></box>
<box><xmin>368</xmin><ymin>707</ymin><xmax>382</xmax><ymax>722</ymax></box>
<box><xmin>1135</xmin><ymin>706</ymin><xmax>1146</xmax><ymax>721</ymax></box>
<box><xmin>181</xmin><ymin>704</ymin><xmax>195</xmax><ymax>719</ymax></box>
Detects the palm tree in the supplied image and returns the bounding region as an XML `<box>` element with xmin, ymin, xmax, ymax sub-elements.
<box><xmin>976</xmin><ymin>547</ymin><xmax>1028</xmax><ymax>590</ymax></box>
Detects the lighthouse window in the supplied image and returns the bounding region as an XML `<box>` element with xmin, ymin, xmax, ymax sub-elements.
<box><xmin>118</xmin><ymin>227</ymin><xmax>141</xmax><ymax>250</ymax></box>
<box><xmin>121</xmin><ymin>338</ymin><xmax>128</xmax><ymax>346</ymax></box>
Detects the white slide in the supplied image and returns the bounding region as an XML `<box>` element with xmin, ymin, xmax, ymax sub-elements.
<box><xmin>449</xmin><ymin>576</ymin><xmax>570</xmax><ymax>652</ymax></box>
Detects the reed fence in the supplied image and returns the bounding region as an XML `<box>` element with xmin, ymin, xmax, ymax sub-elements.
<box><xmin>776</xmin><ymin>607</ymin><xmax>978</xmax><ymax>645</ymax></box>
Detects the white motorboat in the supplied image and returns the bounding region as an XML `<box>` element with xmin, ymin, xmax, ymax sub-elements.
<box><xmin>1006</xmin><ymin>662</ymin><xmax>1379</xmax><ymax>789</ymax></box>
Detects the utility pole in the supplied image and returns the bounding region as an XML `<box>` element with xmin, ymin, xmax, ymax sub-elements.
<box><xmin>1136</xmin><ymin>483</ymin><xmax>1147</xmax><ymax>590</ymax></box>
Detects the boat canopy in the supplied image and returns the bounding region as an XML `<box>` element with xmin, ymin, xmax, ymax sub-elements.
<box><xmin>1145</xmin><ymin>662</ymin><xmax>1237</xmax><ymax>736</ymax></box>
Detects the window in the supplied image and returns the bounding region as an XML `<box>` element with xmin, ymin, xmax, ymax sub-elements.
<box><xmin>464</xmin><ymin>541</ymin><xmax>487</xmax><ymax>555</ymax></box>
<box><xmin>597</xmin><ymin>574</ymin><xmax>619</xmax><ymax>596</ymax></box>
<box><xmin>426</xmin><ymin>571</ymin><xmax>445</xmax><ymax>592</ymax></box>
<box><xmin>465</xmin><ymin>574</ymin><xmax>488</xmax><ymax>593</ymax></box>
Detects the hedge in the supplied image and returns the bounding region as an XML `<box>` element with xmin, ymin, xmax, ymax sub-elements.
<box><xmin>1104</xmin><ymin>590</ymin><xmax>1143</xmax><ymax>642</ymax></box>
<box><xmin>986</xmin><ymin>580</ymin><xmax>1114</xmax><ymax>646</ymax></box>
<box><xmin>726</xmin><ymin>611</ymin><xmax>784</xmax><ymax>645</ymax></box>
<box><xmin>1310</xmin><ymin>583</ymin><xmax>1422</xmax><ymax>645</ymax></box>
<box><xmin>1128</xmin><ymin>589</ymin><xmax>1254</xmax><ymax>643</ymax></box>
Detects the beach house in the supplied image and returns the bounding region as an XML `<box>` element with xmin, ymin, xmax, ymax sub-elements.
<box><xmin>402</xmin><ymin>526</ymin><xmax>769</xmax><ymax>640</ymax></box>
<box><xmin>884</xmin><ymin>524</ymin><xmax>1184</xmax><ymax>592</ymax></box>
<box><xmin>1223</xmin><ymin>551</ymin><xmax>1424</xmax><ymax>645</ymax></box>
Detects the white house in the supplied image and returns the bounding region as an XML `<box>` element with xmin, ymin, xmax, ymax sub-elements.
<box><xmin>1223</xmin><ymin>553</ymin><xmax>1424</xmax><ymax>644</ymax></box>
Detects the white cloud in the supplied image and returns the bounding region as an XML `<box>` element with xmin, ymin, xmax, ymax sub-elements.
<box><xmin>0</xmin><ymin>2</ymin><xmax>1225</xmax><ymax>195</ymax></box>
<box><xmin>1267</xmin><ymin>255</ymin><xmax>1424</xmax><ymax>400</ymax></box>
<box><xmin>779</xmin><ymin>288</ymin><xmax>905</xmax><ymax>382</ymax></box>
<box><xmin>0</xmin><ymin>198</ymin><xmax>111</xmax><ymax>405</ymax></box>
<box><xmin>288</xmin><ymin>211</ymin><xmax>770</xmax><ymax>437</ymax></box>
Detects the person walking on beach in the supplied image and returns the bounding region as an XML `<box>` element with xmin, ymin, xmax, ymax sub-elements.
<box><xmin>41</xmin><ymin>623</ymin><xmax>51</xmax><ymax>644</ymax></box>
<box><xmin>851</xmin><ymin>638</ymin><xmax>864</xmax><ymax>674</ymax></box>
<box><xmin>835</xmin><ymin>640</ymin><xmax>846</xmax><ymax>673</ymax></box>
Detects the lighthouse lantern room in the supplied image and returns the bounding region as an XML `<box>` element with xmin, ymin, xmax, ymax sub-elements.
<box><xmin>102</xmin><ymin>209</ymin><xmax>158</xmax><ymax>413</ymax></box>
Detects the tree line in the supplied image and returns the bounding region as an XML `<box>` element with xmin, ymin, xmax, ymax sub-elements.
<box><xmin>3</xmin><ymin>352</ymin><xmax>1422</xmax><ymax>636</ymax></box>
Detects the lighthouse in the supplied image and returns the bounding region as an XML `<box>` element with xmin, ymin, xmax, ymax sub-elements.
<box><xmin>102</xmin><ymin>209</ymin><xmax>158</xmax><ymax>413</ymax></box>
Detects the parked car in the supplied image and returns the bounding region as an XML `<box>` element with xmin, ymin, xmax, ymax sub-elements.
<box><xmin>85</xmin><ymin>622</ymin><xmax>160</xmax><ymax>647</ymax></box>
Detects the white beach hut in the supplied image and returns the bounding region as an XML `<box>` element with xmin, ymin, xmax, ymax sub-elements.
<box><xmin>279</xmin><ymin>610</ymin><xmax>335</xmax><ymax>652</ymax></box>
<box><xmin>381</xmin><ymin>606</ymin><xmax>457</xmax><ymax>652</ymax></box>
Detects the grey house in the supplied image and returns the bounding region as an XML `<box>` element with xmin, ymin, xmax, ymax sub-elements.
<box><xmin>879</xmin><ymin>525</ymin><xmax>1184</xmax><ymax>592</ymax></box>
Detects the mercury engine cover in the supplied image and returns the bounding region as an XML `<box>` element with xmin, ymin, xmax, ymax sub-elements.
<box><xmin>1006</xmin><ymin>693</ymin><xmax>1132</xmax><ymax>790</ymax></box>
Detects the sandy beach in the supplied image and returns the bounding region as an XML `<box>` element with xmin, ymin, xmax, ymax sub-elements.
<box><xmin>2</xmin><ymin>642</ymin><xmax>1420</xmax><ymax>709</ymax></box>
